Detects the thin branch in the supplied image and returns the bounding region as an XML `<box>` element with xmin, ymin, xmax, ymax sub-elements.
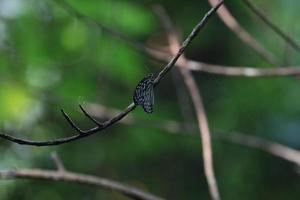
<box><xmin>208</xmin><ymin>0</ymin><xmax>278</xmax><ymax>65</ymax></box>
<box><xmin>0</xmin><ymin>168</ymin><xmax>164</xmax><ymax>200</ymax></box>
<box><xmin>78</xmin><ymin>104</ymin><xmax>103</xmax><ymax>127</ymax></box>
<box><xmin>51</xmin><ymin>152</ymin><xmax>66</xmax><ymax>172</ymax></box>
<box><xmin>153</xmin><ymin>0</ymin><xmax>224</xmax><ymax>85</ymax></box>
<box><xmin>154</xmin><ymin>6</ymin><xmax>220</xmax><ymax>200</ymax></box>
<box><xmin>178</xmin><ymin>69</ymin><xmax>221</xmax><ymax>200</ymax></box>
<box><xmin>60</xmin><ymin>109</ymin><xmax>87</xmax><ymax>134</ymax></box>
<box><xmin>0</xmin><ymin>103</ymin><xmax>136</xmax><ymax>146</ymax></box>
<box><xmin>0</xmin><ymin>1</ymin><xmax>224</xmax><ymax>146</ymax></box>
<box><xmin>0</xmin><ymin>153</ymin><xmax>164</xmax><ymax>200</ymax></box>
<box><xmin>242</xmin><ymin>0</ymin><xmax>300</xmax><ymax>53</ymax></box>
<box><xmin>186</xmin><ymin>60</ymin><xmax>300</xmax><ymax>77</ymax></box>
<box><xmin>216</xmin><ymin>132</ymin><xmax>300</xmax><ymax>166</ymax></box>
<box><xmin>85</xmin><ymin>102</ymin><xmax>300</xmax><ymax>167</ymax></box>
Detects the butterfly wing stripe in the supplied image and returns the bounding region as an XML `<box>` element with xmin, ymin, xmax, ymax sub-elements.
<box><xmin>133</xmin><ymin>73</ymin><xmax>155</xmax><ymax>113</ymax></box>
<box><xmin>142</xmin><ymin>83</ymin><xmax>154</xmax><ymax>113</ymax></box>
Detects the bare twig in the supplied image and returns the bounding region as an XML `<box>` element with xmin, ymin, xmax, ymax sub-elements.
<box><xmin>0</xmin><ymin>1</ymin><xmax>224</xmax><ymax>146</ymax></box>
<box><xmin>242</xmin><ymin>0</ymin><xmax>300</xmax><ymax>53</ymax></box>
<box><xmin>154</xmin><ymin>6</ymin><xmax>220</xmax><ymax>200</ymax></box>
<box><xmin>208</xmin><ymin>0</ymin><xmax>278</xmax><ymax>65</ymax></box>
<box><xmin>0</xmin><ymin>165</ymin><xmax>164</xmax><ymax>200</ymax></box>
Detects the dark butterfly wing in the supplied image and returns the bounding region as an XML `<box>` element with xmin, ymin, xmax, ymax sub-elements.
<box><xmin>142</xmin><ymin>82</ymin><xmax>154</xmax><ymax>113</ymax></box>
<box><xmin>133</xmin><ymin>74</ymin><xmax>155</xmax><ymax>113</ymax></box>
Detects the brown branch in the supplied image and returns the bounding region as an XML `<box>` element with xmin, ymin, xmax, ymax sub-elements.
<box><xmin>242</xmin><ymin>0</ymin><xmax>300</xmax><ymax>53</ymax></box>
<box><xmin>154</xmin><ymin>6</ymin><xmax>220</xmax><ymax>200</ymax></box>
<box><xmin>51</xmin><ymin>152</ymin><xmax>66</xmax><ymax>172</ymax></box>
<box><xmin>178</xmin><ymin>69</ymin><xmax>221</xmax><ymax>200</ymax></box>
<box><xmin>186</xmin><ymin>60</ymin><xmax>300</xmax><ymax>77</ymax></box>
<box><xmin>216</xmin><ymin>132</ymin><xmax>300</xmax><ymax>166</ymax></box>
<box><xmin>0</xmin><ymin>169</ymin><xmax>163</xmax><ymax>200</ymax></box>
<box><xmin>208</xmin><ymin>0</ymin><xmax>278</xmax><ymax>65</ymax></box>
<box><xmin>0</xmin><ymin>157</ymin><xmax>164</xmax><ymax>200</ymax></box>
<box><xmin>85</xmin><ymin>102</ymin><xmax>300</xmax><ymax>167</ymax></box>
<box><xmin>0</xmin><ymin>1</ymin><xmax>224</xmax><ymax>146</ymax></box>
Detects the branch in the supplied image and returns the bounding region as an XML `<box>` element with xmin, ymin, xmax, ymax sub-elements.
<box><xmin>51</xmin><ymin>152</ymin><xmax>66</xmax><ymax>172</ymax></box>
<box><xmin>242</xmin><ymin>0</ymin><xmax>300</xmax><ymax>53</ymax></box>
<box><xmin>153</xmin><ymin>0</ymin><xmax>224</xmax><ymax>85</ymax></box>
<box><xmin>216</xmin><ymin>132</ymin><xmax>300</xmax><ymax>166</ymax></box>
<box><xmin>0</xmin><ymin>103</ymin><xmax>136</xmax><ymax>146</ymax></box>
<box><xmin>186</xmin><ymin>60</ymin><xmax>300</xmax><ymax>77</ymax></box>
<box><xmin>0</xmin><ymin>156</ymin><xmax>164</xmax><ymax>200</ymax></box>
<box><xmin>154</xmin><ymin>6</ymin><xmax>220</xmax><ymax>200</ymax></box>
<box><xmin>0</xmin><ymin>1</ymin><xmax>224</xmax><ymax>146</ymax></box>
<box><xmin>208</xmin><ymin>0</ymin><xmax>278</xmax><ymax>65</ymax></box>
<box><xmin>179</xmin><ymin>69</ymin><xmax>221</xmax><ymax>200</ymax></box>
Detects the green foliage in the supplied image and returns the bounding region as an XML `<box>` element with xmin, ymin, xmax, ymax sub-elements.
<box><xmin>0</xmin><ymin>0</ymin><xmax>299</xmax><ymax>199</ymax></box>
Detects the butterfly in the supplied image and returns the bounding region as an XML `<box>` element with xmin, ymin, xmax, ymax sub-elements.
<box><xmin>133</xmin><ymin>73</ymin><xmax>155</xmax><ymax>113</ymax></box>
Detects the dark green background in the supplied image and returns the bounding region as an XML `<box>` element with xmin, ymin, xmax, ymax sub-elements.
<box><xmin>0</xmin><ymin>0</ymin><xmax>299</xmax><ymax>199</ymax></box>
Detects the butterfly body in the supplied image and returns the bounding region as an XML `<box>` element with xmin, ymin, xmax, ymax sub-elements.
<box><xmin>133</xmin><ymin>74</ymin><xmax>155</xmax><ymax>113</ymax></box>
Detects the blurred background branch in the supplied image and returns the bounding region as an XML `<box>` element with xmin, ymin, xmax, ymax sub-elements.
<box><xmin>153</xmin><ymin>5</ymin><xmax>220</xmax><ymax>200</ymax></box>
<box><xmin>0</xmin><ymin>153</ymin><xmax>164</xmax><ymax>200</ymax></box>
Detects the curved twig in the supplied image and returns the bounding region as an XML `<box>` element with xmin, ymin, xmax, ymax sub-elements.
<box><xmin>0</xmin><ymin>1</ymin><xmax>224</xmax><ymax>146</ymax></box>
<box><xmin>0</xmin><ymin>103</ymin><xmax>136</xmax><ymax>146</ymax></box>
<box><xmin>78</xmin><ymin>104</ymin><xmax>103</xmax><ymax>126</ymax></box>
